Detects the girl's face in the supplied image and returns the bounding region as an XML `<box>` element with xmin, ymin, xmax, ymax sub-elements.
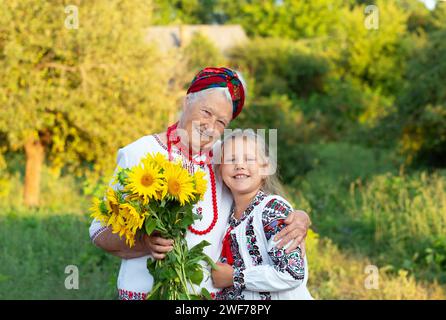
<box><xmin>221</xmin><ymin>137</ymin><xmax>266</xmax><ymax>195</ymax></box>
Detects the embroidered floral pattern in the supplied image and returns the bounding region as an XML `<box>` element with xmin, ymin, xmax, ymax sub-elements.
<box><xmin>262</xmin><ymin>198</ymin><xmax>305</xmax><ymax>281</ymax></box>
<box><xmin>91</xmin><ymin>226</ymin><xmax>107</xmax><ymax>243</ymax></box>
<box><xmin>246</xmin><ymin>216</ymin><xmax>263</xmax><ymax>265</ymax></box>
<box><xmin>215</xmin><ymin>233</ymin><xmax>246</xmax><ymax>300</ymax></box>
<box><xmin>262</xmin><ymin>198</ymin><xmax>291</xmax><ymax>230</ymax></box>
<box><xmin>264</xmin><ymin>219</ymin><xmax>287</xmax><ymax>241</ymax></box>
<box><xmin>260</xmin><ymin>292</ymin><xmax>272</xmax><ymax>300</ymax></box>
<box><xmin>118</xmin><ymin>289</ymin><xmax>147</xmax><ymax>300</ymax></box>
<box><xmin>268</xmin><ymin>246</ymin><xmax>305</xmax><ymax>281</ymax></box>
<box><xmin>216</xmin><ymin>191</ymin><xmax>272</xmax><ymax>300</ymax></box>
<box><xmin>228</xmin><ymin>190</ymin><xmax>267</xmax><ymax>228</ymax></box>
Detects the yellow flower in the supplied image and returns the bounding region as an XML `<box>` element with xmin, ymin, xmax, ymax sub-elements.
<box><xmin>89</xmin><ymin>197</ymin><xmax>109</xmax><ymax>226</ymax></box>
<box><xmin>105</xmin><ymin>187</ymin><xmax>120</xmax><ymax>214</ymax></box>
<box><xmin>126</xmin><ymin>162</ymin><xmax>164</xmax><ymax>204</ymax></box>
<box><xmin>162</xmin><ymin>162</ymin><xmax>195</xmax><ymax>205</ymax></box>
<box><xmin>120</xmin><ymin>203</ymin><xmax>145</xmax><ymax>234</ymax></box>
<box><xmin>193</xmin><ymin>170</ymin><xmax>207</xmax><ymax>201</ymax></box>
<box><xmin>107</xmin><ymin>203</ymin><xmax>144</xmax><ymax>248</ymax></box>
<box><xmin>143</xmin><ymin>152</ymin><xmax>168</xmax><ymax>170</ymax></box>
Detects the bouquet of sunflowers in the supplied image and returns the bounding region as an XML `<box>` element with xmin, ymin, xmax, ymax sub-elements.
<box><xmin>90</xmin><ymin>152</ymin><xmax>215</xmax><ymax>300</ymax></box>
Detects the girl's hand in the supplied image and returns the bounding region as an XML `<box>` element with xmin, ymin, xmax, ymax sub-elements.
<box><xmin>211</xmin><ymin>262</ymin><xmax>234</xmax><ymax>288</ymax></box>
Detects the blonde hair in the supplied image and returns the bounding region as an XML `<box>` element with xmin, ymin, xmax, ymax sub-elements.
<box><xmin>217</xmin><ymin>129</ymin><xmax>286</xmax><ymax>196</ymax></box>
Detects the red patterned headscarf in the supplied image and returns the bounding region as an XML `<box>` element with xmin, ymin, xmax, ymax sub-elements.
<box><xmin>187</xmin><ymin>67</ymin><xmax>245</xmax><ymax>119</ymax></box>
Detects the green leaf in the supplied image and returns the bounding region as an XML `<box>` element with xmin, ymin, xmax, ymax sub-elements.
<box><xmin>188</xmin><ymin>240</ymin><xmax>211</xmax><ymax>258</ymax></box>
<box><xmin>144</xmin><ymin>217</ymin><xmax>157</xmax><ymax>235</ymax></box>
<box><xmin>189</xmin><ymin>268</ymin><xmax>203</xmax><ymax>285</ymax></box>
<box><xmin>200</xmin><ymin>288</ymin><xmax>212</xmax><ymax>300</ymax></box>
<box><xmin>178</xmin><ymin>211</ymin><xmax>194</xmax><ymax>228</ymax></box>
<box><xmin>202</xmin><ymin>253</ymin><xmax>218</xmax><ymax>270</ymax></box>
<box><xmin>146</xmin><ymin>281</ymin><xmax>163</xmax><ymax>300</ymax></box>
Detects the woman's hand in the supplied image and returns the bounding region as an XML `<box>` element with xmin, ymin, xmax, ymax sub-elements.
<box><xmin>211</xmin><ymin>262</ymin><xmax>234</xmax><ymax>288</ymax></box>
<box><xmin>142</xmin><ymin>233</ymin><xmax>174</xmax><ymax>260</ymax></box>
<box><xmin>275</xmin><ymin>210</ymin><xmax>311</xmax><ymax>255</ymax></box>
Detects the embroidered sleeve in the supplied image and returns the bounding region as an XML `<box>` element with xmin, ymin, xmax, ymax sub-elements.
<box><xmin>263</xmin><ymin>198</ymin><xmax>305</xmax><ymax>281</ymax></box>
<box><xmin>239</xmin><ymin>198</ymin><xmax>306</xmax><ymax>293</ymax></box>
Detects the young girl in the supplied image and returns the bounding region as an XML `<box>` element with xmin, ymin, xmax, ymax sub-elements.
<box><xmin>211</xmin><ymin>129</ymin><xmax>313</xmax><ymax>300</ymax></box>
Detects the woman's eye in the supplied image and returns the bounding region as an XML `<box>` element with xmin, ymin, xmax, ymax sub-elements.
<box><xmin>201</xmin><ymin>109</ymin><xmax>211</xmax><ymax>116</ymax></box>
<box><xmin>218</xmin><ymin>120</ymin><xmax>226</xmax><ymax>127</ymax></box>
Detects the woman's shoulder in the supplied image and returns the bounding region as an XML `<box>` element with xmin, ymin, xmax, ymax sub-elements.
<box><xmin>119</xmin><ymin>133</ymin><xmax>166</xmax><ymax>166</ymax></box>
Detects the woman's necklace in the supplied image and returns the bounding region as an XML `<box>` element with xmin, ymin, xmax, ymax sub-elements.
<box><xmin>166</xmin><ymin>122</ymin><xmax>218</xmax><ymax>236</ymax></box>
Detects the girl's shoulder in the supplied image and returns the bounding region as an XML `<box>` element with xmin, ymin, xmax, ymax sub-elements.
<box><xmin>257</xmin><ymin>194</ymin><xmax>294</xmax><ymax>225</ymax></box>
<box><xmin>255</xmin><ymin>194</ymin><xmax>293</xmax><ymax>241</ymax></box>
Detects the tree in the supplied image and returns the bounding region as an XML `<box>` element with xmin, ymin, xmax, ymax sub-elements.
<box><xmin>152</xmin><ymin>0</ymin><xmax>218</xmax><ymax>24</ymax></box>
<box><xmin>229</xmin><ymin>38</ymin><xmax>328</xmax><ymax>99</ymax></box>
<box><xmin>0</xmin><ymin>0</ymin><xmax>175</xmax><ymax>206</ymax></box>
<box><xmin>216</xmin><ymin>0</ymin><xmax>348</xmax><ymax>39</ymax></box>
<box><xmin>182</xmin><ymin>32</ymin><xmax>225</xmax><ymax>86</ymax></box>
<box><xmin>396</xmin><ymin>28</ymin><xmax>446</xmax><ymax>166</ymax></box>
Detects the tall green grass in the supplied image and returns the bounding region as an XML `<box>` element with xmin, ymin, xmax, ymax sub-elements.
<box><xmin>291</xmin><ymin>143</ymin><xmax>446</xmax><ymax>283</ymax></box>
<box><xmin>0</xmin><ymin>210</ymin><xmax>120</xmax><ymax>299</ymax></box>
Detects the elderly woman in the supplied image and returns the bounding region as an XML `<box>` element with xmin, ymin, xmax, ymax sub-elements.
<box><xmin>89</xmin><ymin>67</ymin><xmax>311</xmax><ymax>300</ymax></box>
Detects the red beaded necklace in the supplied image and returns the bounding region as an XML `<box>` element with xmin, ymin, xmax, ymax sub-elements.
<box><xmin>166</xmin><ymin>122</ymin><xmax>218</xmax><ymax>236</ymax></box>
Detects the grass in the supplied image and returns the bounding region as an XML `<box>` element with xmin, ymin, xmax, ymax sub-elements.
<box><xmin>290</xmin><ymin>143</ymin><xmax>446</xmax><ymax>286</ymax></box>
<box><xmin>0</xmin><ymin>210</ymin><xmax>120</xmax><ymax>299</ymax></box>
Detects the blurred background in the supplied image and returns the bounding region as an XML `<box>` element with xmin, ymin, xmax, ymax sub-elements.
<box><xmin>0</xmin><ymin>0</ymin><xmax>445</xmax><ymax>299</ymax></box>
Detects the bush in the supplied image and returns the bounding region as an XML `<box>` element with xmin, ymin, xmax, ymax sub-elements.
<box><xmin>229</xmin><ymin>38</ymin><xmax>329</xmax><ymax>99</ymax></box>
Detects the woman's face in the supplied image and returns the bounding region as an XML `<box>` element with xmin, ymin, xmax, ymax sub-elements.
<box><xmin>221</xmin><ymin>137</ymin><xmax>266</xmax><ymax>196</ymax></box>
<box><xmin>180</xmin><ymin>90</ymin><xmax>233</xmax><ymax>152</ymax></box>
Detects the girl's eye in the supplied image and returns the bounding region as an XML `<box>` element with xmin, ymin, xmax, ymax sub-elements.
<box><xmin>218</xmin><ymin>120</ymin><xmax>226</xmax><ymax>127</ymax></box>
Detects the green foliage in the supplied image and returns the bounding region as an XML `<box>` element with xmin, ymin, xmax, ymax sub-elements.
<box><xmin>181</xmin><ymin>32</ymin><xmax>226</xmax><ymax>89</ymax></box>
<box><xmin>396</xmin><ymin>28</ymin><xmax>446</xmax><ymax>166</ymax></box>
<box><xmin>330</xmin><ymin>0</ymin><xmax>410</xmax><ymax>97</ymax></box>
<box><xmin>217</xmin><ymin>0</ymin><xmax>347</xmax><ymax>39</ymax></box>
<box><xmin>229</xmin><ymin>38</ymin><xmax>329</xmax><ymax>99</ymax></box>
<box><xmin>0</xmin><ymin>0</ymin><xmax>174</xmax><ymax>180</ymax></box>
<box><xmin>152</xmin><ymin>0</ymin><xmax>219</xmax><ymax>24</ymax></box>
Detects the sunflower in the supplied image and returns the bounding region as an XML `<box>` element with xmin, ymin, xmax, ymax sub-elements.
<box><xmin>120</xmin><ymin>203</ymin><xmax>145</xmax><ymax>234</ymax></box>
<box><xmin>126</xmin><ymin>162</ymin><xmax>164</xmax><ymax>204</ymax></box>
<box><xmin>105</xmin><ymin>187</ymin><xmax>120</xmax><ymax>215</ymax></box>
<box><xmin>143</xmin><ymin>152</ymin><xmax>168</xmax><ymax>170</ymax></box>
<box><xmin>106</xmin><ymin>203</ymin><xmax>144</xmax><ymax>248</ymax></box>
<box><xmin>162</xmin><ymin>162</ymin><xmax>195</xmax><ymax>205</ymax></box>
<box><xmin>193</xmin><ymin>170</ymin><xmax>207</xmax><ymax>201</ymax></box>
<box><xmin>89</xmin><ymin>197</ymin><xmax>109</xmax><ymax>226</ymax></box>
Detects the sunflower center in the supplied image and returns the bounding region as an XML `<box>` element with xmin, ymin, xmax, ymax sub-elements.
<box><xmin>141</xmin><ymin>174</ymin><xmax>154</xmax><ymax>187</ymax></box>
<box><xmin>168</xmin><ymin>180</ymin><xmax>181</xmax><ymax>196</ymax></box>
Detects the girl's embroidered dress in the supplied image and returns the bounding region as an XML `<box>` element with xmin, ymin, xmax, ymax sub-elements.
<box><xmin>215</xmin><ymin>190</ymin><xmax>313</xmax><ymax>300</ymax></box>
